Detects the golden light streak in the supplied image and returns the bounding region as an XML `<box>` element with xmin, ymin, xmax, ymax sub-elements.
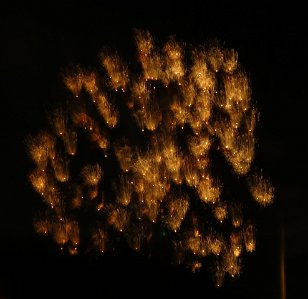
<box><xmin>230</xmin><ymin>231</ymin><xmax>243</xmax><ymax>257</ymax></box>
<box><xmin>243</xmin><ymin>224</ymin><xmax>256</xmax><ymax>252</ymax></box>
<box><xmin>114</xmin><ymin>142</ymin><xmax>133</xmax><ymax>172</ymax></box>
<box><xmin>207</xmin><ymin>46</ymin><xmax>224</xmax><ymax>73</ymax></box>
<box><xmin>50</xmin><ymin>107</ymin><xmax>68</xmax><ymax>137</ymax></box>
<box><xmin>71</xmin><ymin>187</ymin><xmax>83</xmax><ymax>209</ymax></box>
<box><xmin>95</xmin><ymin>93</ymin><xmax>118</xmax><ymax>128</ymax></box>
<box><xmin>222</xmin><ymin>48</ymin><xmax>238</xmax><ymax>74</ymax></box>
<box><xmin>100</xmin><ymin>51</ymin><xmax>129</xmax><ymax>91</ymax></box>
<box><xmin>190</xmin><ymin>49</ymin><xmax>215</xmax><ymax>91</ymax></box>
<box><xmin>223</xmin><ymin>71</ymin><xmax>251</xmax><ymax>109</ymax></box>
<box><xmin>230</xmin><ymin>202</ymin><xmax>243</xmax><ymax>228</ymax></box>
<box><xmin>115</xmin><ymin>175</ymin><xmax>133</xmax><ymax>206</ymax></box>
<box><xmin>182</xmin><ymin>156</ymin><xmax>199</xmax><ymax>187</ymax></box>
<box><xmin>223</xmin><ymin>248</ymin><xmax>241</xmax><ymax>277</ymax></box>
<box><xmin>164</xmin><ymin>193</ymin><xmax>189</xmax><ymax>232</ymax></box>
<box><xmin>28</xmin><ymin>168</ymin><xmax>47</xmax><ymax>194</ymax></box>
<box><xmin>197</xmin><ymin>176</ymin><xmax>221</xmax><ymax>204</ymax></box>
<box><xmin>52</xmin><ymin>155</ymin><xmax>70</xmax><ymax>183</ymax></box>
<box><xmin>34</xmin><ymin>219</ymin><xmax>50</xmax><ymax>236</ymax></box>
<box><xmin>26</xmin><ymin>131</ymin><xmax>55</xmax><ymax>168</ymax></box>
<box><xmin>83</xmin><ymin>71</ymin><xmax>99</xmax><ymax>95</ymax></box>
<box><xmin>188</xmin><ymin>132</ymin><xmax>211</xmax><ymax>157</ymax></box>
<box><xmin>212</xmin><ymin>202</ymin><xmax>228</xmax><ymax>223</ymax></box>
<box><xmin>207</xmin><ymin>233</ymin><xmax>224</xmax><ymax>256</ymax></box>
<box><xmin>249</xmin><ymin>172</ymin><xmax>274</xmax><ymax>206</ymax></box>
<box><xmin>163</xmin><ymin>37</ymin><xmax>185</xmax><ymax>83</ymax></box>
<box><xmin>81</xmin><ymin>163</ymin><xmax>103</xmax><ymax>186</ymax></box>
<box><xmin>63</xmin><ymin>129</ymin><xmax>77</xmax><ymax>156</ymax></box>
<box><xmin>62</xmin><ymin>66</ymin><xmax>84</xmax><ymax>97</ymax></box>
<box><xmin>213</xmin><ymin>262</ymin><xmax>225</xmax><ymax>287</ymax></box>
<box><xmin>108</xmin><ymin>206</ymin><xmax>129</xmax><ymax>233</ymax></box>
<box><xmin>134</xmin><ymin>30</ymin><xmax>163</xmax><ymax>81</ymax></box>
<box><xmin>92</xmin><ymin>227</ymin><xmax>107</xmax><ymax>253</ymax></box>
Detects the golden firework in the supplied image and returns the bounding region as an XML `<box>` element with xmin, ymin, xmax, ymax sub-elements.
<box><xmin>27</xmin><ymin>30</ymin><xmax>273</xmax><ymax>287</ymax></box>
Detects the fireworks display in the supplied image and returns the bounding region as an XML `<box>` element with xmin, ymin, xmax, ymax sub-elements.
<box><xmin>26</xmin><ymin>30</ymin><xmax>274</xmax><ymax>287</ymax></box>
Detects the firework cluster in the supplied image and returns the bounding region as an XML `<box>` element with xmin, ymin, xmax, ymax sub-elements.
<box><xmin>27</xmin><ymin>30</ymin><xmax>274</xmax><ymax>287</ymax></box>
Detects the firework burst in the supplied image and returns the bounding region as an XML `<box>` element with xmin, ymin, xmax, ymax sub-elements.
<box><xmin>26</xmin><ymin>30</ymin><xmax>274</xmax><ymax>287</ymax></box>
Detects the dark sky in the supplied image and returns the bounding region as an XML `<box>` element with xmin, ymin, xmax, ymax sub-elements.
<box><xmin>1</xmin><ymin>1</ymin><xmax>307</xmax><ymax>298</ymax></box>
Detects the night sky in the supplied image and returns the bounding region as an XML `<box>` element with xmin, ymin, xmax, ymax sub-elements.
<box><xmin>1</xmin><ymin>2</ymin><xmax>307</xmax><ymax>298</ymax></box>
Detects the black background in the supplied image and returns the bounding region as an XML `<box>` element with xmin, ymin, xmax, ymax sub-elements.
<box><xmin>1</xmin><ymin>1</ymin><xmax>307</xmax><ymax>298</ymax></box>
